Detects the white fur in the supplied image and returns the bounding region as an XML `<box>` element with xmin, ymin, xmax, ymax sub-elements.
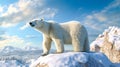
<box><xmin>29</xmin><ymin>19</ymin><xmax>89</xmax><ymax>55</ymax></box>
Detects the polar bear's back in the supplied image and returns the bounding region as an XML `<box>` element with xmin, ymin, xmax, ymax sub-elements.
<box><xmin>60</xmin><ymin>21</ymin><xmax>86</xmax><ymax>34</ymax></box>
<box><xmin>49</xmin><ymin>21</ymin><xmax>88</xmax><ymax>40</ymax></box>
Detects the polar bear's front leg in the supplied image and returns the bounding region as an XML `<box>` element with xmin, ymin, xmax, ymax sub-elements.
<box><xmin>42</xmin><ymin>38</ymin><xmax>52</xmax><ymax>56</ymax></box>
<box><xmin>54</xmin><ymin>39</ymin><xmax>64</xmax><ymax>53</ymax></box>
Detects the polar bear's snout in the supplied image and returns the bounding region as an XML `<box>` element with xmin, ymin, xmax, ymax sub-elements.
<box><xmin>29</xmin><ymin>22</ymin><xmax>35</xmax><ymax>27</ymax></box>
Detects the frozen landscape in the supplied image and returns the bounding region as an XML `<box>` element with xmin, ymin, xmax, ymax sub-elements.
<box><xmin>0</xmin><ymin>0</ymin><xmax>119</xmax><ymax>66</ymax></box>
<box><xmin>0</xmin><ymin>46</ymin><xmax>42</xmax><ymax>67</ymax></box>
<box><xmin>0</xmin><ymin>26</ymin><xmax>120</xmax><ymax>67</ymax></box>
<box><xmin>0</xmin><ymin>46</ymin><xmax>116</xmax><ymax>67</ymax></box>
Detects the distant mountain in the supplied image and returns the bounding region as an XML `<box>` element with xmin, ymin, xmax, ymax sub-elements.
<box><xmin>0</xmin><ymin>46</ymin><xmax>22</xmax><ymax>53</ymax></box>
<box><xmin>0</xmin><ymin>45</ymin><xmax>41</xmax><ymax>53</ymax></box>
<box><xmin>0</xmin><ymin>45</ymin><xmax>42</xmax><ymax>61</ymax></box>
<box><xmin>23</xmin><ymin>45</ymin><xmax>40</xmax><ymax>51</ymax></box>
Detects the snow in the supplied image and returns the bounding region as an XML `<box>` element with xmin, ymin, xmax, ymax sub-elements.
<box><xmin>90</xmin><ymin>26</ymin><xmax>120</xmax><ymax>51</ymax></box>
<box><xmin>30</xmin><ymin>52</ymin><xmax>113</xmax><ymax>67</ymax></box>
<box><xmin>0</xmin><ymin>46</ymin><xmax>42</xmax><ymax>67</ymax></box>
<box><xmin>107</xmin><ymin>26</ymin><xmax>120</xmax><ymax>50</ymax></box>
<box><xmin>0</xmin><ymin>26</ymin><xmax>120</xmax><ymax>67</ymax></box>
<box><xmin>0</xmin><ymin>45</ymin><xmax>119</xmax><ymax>67</ymax></box>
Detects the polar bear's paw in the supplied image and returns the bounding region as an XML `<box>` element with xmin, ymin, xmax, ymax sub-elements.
<box><xmin>41</xmin><ymin>53</ymin><xmax>48</xmax><ymax>56</ymax></box>
<box><xmin>54</xmin><ymin>51</ymin><xmax>63</xmax><ymax>54</ymax></box>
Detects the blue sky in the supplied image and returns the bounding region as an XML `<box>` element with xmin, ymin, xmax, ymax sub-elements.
<box><xmin>0</xmin><ymin>0</ymin><xmax>120</xmax><ymax>49</ymax></box>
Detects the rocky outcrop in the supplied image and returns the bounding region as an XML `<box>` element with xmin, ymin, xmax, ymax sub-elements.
<box><xmin>30</xmin><ymin>52</ymin><xmax>113</xmax><ymax>67</ymax></box>
<box><xmin>90</xmin><ymin>26</ymin><xmax>120</xmax><ymax>63</ymax></box>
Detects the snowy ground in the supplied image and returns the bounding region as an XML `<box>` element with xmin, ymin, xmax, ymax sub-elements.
<box><xmin>30</xmin><ymin>52</ymin><xmax>114</xmax><ymax>67</ymax></box>
<box><xmin>0</xmin><ymin>46</ymin><xmax>42</xmax><ymax>67</ymax></box>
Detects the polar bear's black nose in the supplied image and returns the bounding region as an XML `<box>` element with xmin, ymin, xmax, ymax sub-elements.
<box><xmin>29</xmin><ymin>22</ymin><xmax>32</xmax><ymax>25</ymax></box>
<box><xmin>29</xmin><ymin>22</ymin><xmax>35</xmax><ymax>27</ymax></box>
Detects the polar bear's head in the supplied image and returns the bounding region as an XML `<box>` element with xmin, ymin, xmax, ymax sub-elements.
<box><xmin>29</xmin><ymin>19</ymin><xmax>44</xmax><ymax>29</ymax></box>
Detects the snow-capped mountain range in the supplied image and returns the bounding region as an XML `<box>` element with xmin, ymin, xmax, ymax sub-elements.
<box><xmin>0</xmin><ymin>46</ymin><xmax>22</xmax><ymax>53</ymax></box>
<box><xmin>0</xmin><ymin>45</ymin><xmax>40</xmax><ymax>53</ymax></box>
<box><xmin>0</xmin><ymin>45</ymin><xmax>42</xmax><ymax>60</ymax></box>
<box><xmin>0</xmin><ymin>46</ymin><xmax>42</xmax><ymax>67</ymax></box>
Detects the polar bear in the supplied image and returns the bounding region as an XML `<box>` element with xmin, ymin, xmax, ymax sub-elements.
<box><xmin>29</xmin><ymin>19</ymin><xmax>89</xmax><ymax>56</ymax></box>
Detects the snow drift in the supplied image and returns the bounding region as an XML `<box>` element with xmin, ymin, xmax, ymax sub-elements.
<box><xmin>30</xmin><ymin>52</ymin><xmax>114</xmax><ymax>67</ymax></box>
<box><xmin>90</xmin><ymin>26</ymin><xmax>120</xmax><ymax>63</ymax></box>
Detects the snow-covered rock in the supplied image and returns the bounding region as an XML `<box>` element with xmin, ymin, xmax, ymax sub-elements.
<box><xmin>30</xmin><ymin>52</ymin><xmax>113</xmax><ymax>67</ymax></box>
<box><xmin>90</xmin><ymin>26</ymin><xmax>120</xmax><ymax>63</ymax></box>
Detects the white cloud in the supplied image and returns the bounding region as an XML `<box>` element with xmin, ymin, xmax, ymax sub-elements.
<box><xmin>82</xmin><ymin>0</ymin><xmax>120</xmax><ymax>42</ymax></box>
<box><xmin>0</xmin><ymin>22</ymin><xmax>16</xmax><ymax>27</ymax></box>
<box><xmin>0</xmin><ymin>0</ymin><xmax>57</xmax><ymax>27</ymax></box>
<box><xmin>0</xmin><ymin>34</ymin><xmax>43</xmax><ymax>48</ymax></box>
<box><xmin>93</xmin><ymin>13</ymin><xmax>107</xmax><ymax>22</ymax></box>
<box><xmin>25</xmin><ymin>35</ymin><xmax>40</xmax><ymax>38</ymax></box>
<box><xmin>104</xmin><ymin>0</ymin><xmax>120</xmax><ymax>10</ymax></box>
<box><xmin>86</xmin><ymin>15</ymin><xmax>93</xmax><ymax>20</ymax></box>
<box><xmin>0</xmin><ymin>35</ymin><xmax>23</xmax><ymax>48</ymax></box>
<box><xmin>83</xmin><ymin>0</ymin><xmax>120</xmax><ymax>31</ymax></box>
<box><xmin>0</xmin><ymin>35</ymin><xmax>33</xmax><ymax>48</ymax></box>
<box><xmin>2</xmin><ymin>4</ymin><xmax>19</xmax><ymax>17</ymax></box>
<box><xmin>0</xmin><ymin>6</ymin><xmax>3</xmax><ymax>13</ymax></box>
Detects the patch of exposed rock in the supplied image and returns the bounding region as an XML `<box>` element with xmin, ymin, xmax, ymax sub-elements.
<box><xmin>91</xmin><ymin>26</ymin><xmax>120</xmax><ymax>63</ymax></box>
